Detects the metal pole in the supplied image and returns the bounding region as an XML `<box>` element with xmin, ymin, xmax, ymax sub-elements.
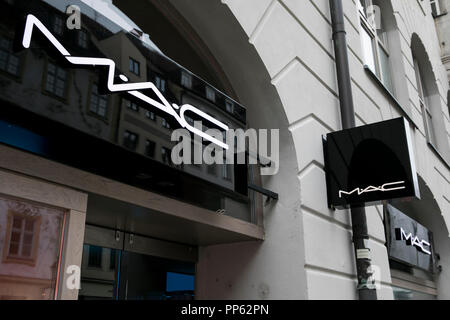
<box><xmin>329</xmin><ymin>0</ymin><xmax>377</xmax><ymax>300</ymax></box>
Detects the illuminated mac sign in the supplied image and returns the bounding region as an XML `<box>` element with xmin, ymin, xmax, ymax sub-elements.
<box><xmin>323</xmin><ymin>118</ymin><xmax>420</xmax><ymax>209</ymax></box>
<box><xmin>386</xmin><ymin>205</ymin><xmax>435</xmax><ymax>272</ymax></box>
<box><xmin>21</xmin><ymin>14</ymin><xmax>229</xmax><ymax>149</ymax></box>
<box><xmin>395</xmin><ymin>227</ymin><xmax>431</xmax><ymax>255</ymax></box>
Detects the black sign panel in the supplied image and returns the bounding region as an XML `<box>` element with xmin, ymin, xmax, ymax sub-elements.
<box><xmin>0</xmin><ymin>0</ymin><xmax>250</xmax><ymax>215</ymax></box>
<box><xmin>323</xmin><ymin>117</ymin><xmax>420</xmax><ymax>209</ymax></box>
<box><xmin>385</xmin><ymin>205</ymin><xmax>435</xmax><ymax>273</ymax></box>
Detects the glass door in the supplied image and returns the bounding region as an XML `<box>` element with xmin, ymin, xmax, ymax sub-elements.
<box><xmin>78</xmin><ymin>225</ymin><xmax>197</xmax><ymax>300</ymax></box>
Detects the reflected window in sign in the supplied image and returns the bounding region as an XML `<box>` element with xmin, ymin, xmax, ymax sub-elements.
<box><xmin>206</xmin><ymin>86</ymin><xmax>215</xmax><ymax>102</ymax></box>
<box><xmin>53</xmin><ymin>15</ymin><xmax>64</xmax><ymax>36</ymax></box>
<box><xmin>0</xmin><ymin>195</ymin><xmax>65</xmax><ymax>300</ymax></box>
<box><xmin>166</xmin><ymin>272</ymin><xmax>195</xmax><ymax>293</ymax></box>
<box><xmin>123</xmin><ymin>130</ymin><xmax>139</xmax><ymax>150</ymax></box>
<box><xmin>155</xmin><ymin>75</ymin><xmax>166</xmax><ymax>92</ymax></box>
<box><xmin>145</xmin><ymin>110</ymin><xmax>156</xmax><ymax>121</ymax></box>
<box><xmin>90</xmin><ymin>84</ymin><xmax>108</xmax><ymax>118</ymax></box>
<box><xmin>45</xmin><ymin>62</ymin><xmax>67</xmax><ymax>98</ymax></box>
<box><xmin>0</xmin><ymin>36</ymin><xmax>19</xmax><ymax>76</ymax></box>
<box><xmin>181</xmin><ymin>71</ymin><xmax>192</xmax><ymax>89</ymax></box>
<box><xmin>145</xmin><ymin>139</ymin><xmax>156</xmax><ymax>158</ymax></box>
<box><xmin>129</xmin><ymin>57</ymin><xmax>140</xmax><ymax>76</ymax></box>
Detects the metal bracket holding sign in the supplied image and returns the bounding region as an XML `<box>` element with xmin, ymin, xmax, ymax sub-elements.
<box><xmin>323</xmin><ymin>117</ymin><xmax>420</xmax><ymax>209</ymax></box>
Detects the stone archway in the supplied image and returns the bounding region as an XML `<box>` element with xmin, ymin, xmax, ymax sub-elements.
<box><xmin>149</xmin><ymin>0</ymin><xmax>307</xmax><ymax>299</ymax></box>
<box><xmin>391</xmin><ymin>175</ymin><xmax>450</xmax><ymax>299</ymax></box>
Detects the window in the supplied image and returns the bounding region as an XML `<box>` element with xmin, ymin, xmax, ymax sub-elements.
<box><xmin>181</xmin><ymin>71</ymin><xmax>192</xmax><ymax>89</ymax></box>
<box><xmin>129</xmin><ymin>57</ymin><xmax>140</xmax><ymax>76</ymax></box>
<box><xmin>0</xmin><ymin>36</ymin><xmax>19</xmax><ymax>76</ymax></box>
<box><xmin>414</xmin><ymin>58</ymin><xmax>437</xmax><ymax>147</ymax></box>
<box><xmin>88</xmin><ymin>245</ymin><xmax>103</xmax><ymax>268</ymax></box>
<box><xmin>430</xmin><ymin>0</ymin><xmax>444</xmax><ymax>17</ymax></box>
<box><xmin>53</xmin><ymin>16</ymin><xmax>64</xmax><ymax>36</ymax></box>
<box><xmin>161</xmin><ymin>147</ymin><xmax>172</xmax><ymax>165</ymax></box>
<box><xmin>225</xmin><ymin>100</ymin><xmax>234</xmax><ymax>113</ymax></box>
<box><xmin>45</xmin><ymin>62</ymin><xmax>67</xmax><ymax>98</ymax></box>
<box><xmin>358</xmin><ymin>0</ymin><xmax>394</xmax><ymax>92</ymax></box>
<box><xmin>89</xmin><ymin>83</ymin><xmax>108</xmax><ymax>118</ymax></box>
<box><xmin>123</xmin><ymin>130</ymin><xmax>139</xmax><ymax>150</ymax></box>
<box><xmin>155</xmin><ymin>75</ymin><xmax>166</xmax><ymax>92</ymax></box>
<box><xmin>146</xmin><ymin>110</ymin><xmax>156</xmax><ymax>121</ymax></box>
<box><xmin>145</xmin><ymin>139</ymin><xmax>156</xmax><ymax>158</ymax></box>
<box><xmin>77</xmin><ymin>30</ymin><xmax>89</xmax><ymax>49</ymax></box>
<box><xmin>1</xmin><ymin>196</ymin><xmax>65</xmax><ymax>300</ymax></box>
<box><xmin>162</xmin><ymin>118</ymin><xmax>171</xmax><ymax>129</ymax></box>
<box><xmin>125</xmin><ymin>99</ymin><xmax>139</xmax><ymax>112</ymax></box>
<box><xmin>5</xmin><ymin>213</ymin><xmax>40</xmax><ymax>262</ymax></box>
<box><xmin>206</xmin><ymin>86</ymin><xmax>216</xmax><ymax>102</ymax></box>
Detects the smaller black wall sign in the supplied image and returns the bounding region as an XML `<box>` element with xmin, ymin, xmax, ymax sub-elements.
<box><xmin>323</xmin><ymin>117</ymin><xmax>420</xmax><ymax>209</ymax></box>
<box><xmin>385</xmin><ymin>205</ymin><xmax>435</xmax><ymax>273</ymax></box>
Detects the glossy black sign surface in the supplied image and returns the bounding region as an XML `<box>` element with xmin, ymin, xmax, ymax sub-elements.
<box><xmin>385</xmin><ymin>204</ymin><xmax>435</xmax><ymax>273</ymax></box>
<box><xmin>0</xmin><ymin>0</ymin><xmax>250</xmax><ymax>217</ymax></box>
<box><xmin>323</xmin><ymin>118</ymin><xmax>420</xmax><ymax>209</ymax></box>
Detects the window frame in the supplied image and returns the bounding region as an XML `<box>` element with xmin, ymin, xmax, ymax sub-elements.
<box><xmin>129</xmin><ymin>57</ymin><xmax>140</xmax><ymax>76</ymax></box>
<box><xmin>42</xmin><ymin>59</ymin><xmax>69</xmax><ymax>100</ymax></box>
<box><xmin>161</xmin><ymin>146</ymin><xmax>172</xmax><ymax>165</ymax></box>
<box><xmin>205</xmin><ymin>86</ymin><xmax>216</xmax><ymax>102</ymax></box>
<box><xmin>430</xmin><ymin>0</ymin><xmax>446</xmax><ymax>17</ymax></box>
<box><xmin>124</xmin><ymin>98</ymin><xmax>139</xmax><ymax>112</ymax></box>
<box><xmin>88</xmin><ymin>82</ymin><xmax>109</xmax><ymax>120</ymax></box>
<box><xmin>161</xmin><ymin>118</ymin><xmax>171</xmax><ymax>129</ymax></box>
<box><xmin>358</xmin><ymin>0</ymin><xmax>394</xmax><ymax>93</ymax></box>
<box><xmin>145</xmin><ymin>139</ymin><xmax>156</xmax><ymax>158</ymax></box>
<box><xmin>155</xmin><ymin>74</ymin><xmax>166</xmax><ymax>93</ymax></box>
<box><xmin>53</xmin><ymin>15</ymin><xmax>65</xmax><ymax>36</ymax></box>
<box><xmin>145</xmin><ymin>110</ymin><xmax>156</xmax><ymax>121</ymax></box>
<box><xmin>181</xmin><ymin>71</ymin><xmax>192</xmax><ymax>89</ymax></box>
<box><xmin>123</xmin><ymin>130</ymin><xmax>139</xmax><ymax>151</ymax></box>
<box><xmin>2</xmin><ymin>211</ymin><xmax>41</xmax><ymax>266</ymax></box>
<box><xmin>77</xmin><ymin>29</ymin><xmax>89</xmax><ymax>49</ymax></box>
<box><xmin>0</xmin><ymin>34</ymin><xmax>22</xmax><ymax>78</ymax></box>
<box><xmin>413</xmin><ymin>58</ymin><xmax>438</xmax><ymax>148</ymax></box>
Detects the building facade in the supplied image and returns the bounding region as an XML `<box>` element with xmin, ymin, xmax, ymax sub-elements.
<box><xmin>0</xmin><ymin>0</ymin><xmax>449</xmax><ymax>300</ymax></box>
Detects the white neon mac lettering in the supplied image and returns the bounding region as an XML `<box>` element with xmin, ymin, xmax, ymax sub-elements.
<box><xmin>395</xmin><ymin>227</ymin><xmax>431</xmax><ymax>255</ymax></box>
<box><xmin>22</xmin><ymin>14</ymin><xmax>229</xmax><ymax>150</ymax></box>
<box><xmin>338</xmin><ymin>181</ymin><xmax>406</xmax><ymax>198</ymax></box>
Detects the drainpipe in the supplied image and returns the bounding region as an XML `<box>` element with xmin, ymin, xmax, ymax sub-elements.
<box><xmin>329</xmin><ymin>0</ymin><xmax>377</xmax><ymax>300</ymax></box>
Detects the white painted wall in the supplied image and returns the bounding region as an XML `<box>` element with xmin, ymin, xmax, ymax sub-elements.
<box><xmin>168</xmin><ymin>0</ymin><xmax>450</xmax><ymax>300</ymax></box>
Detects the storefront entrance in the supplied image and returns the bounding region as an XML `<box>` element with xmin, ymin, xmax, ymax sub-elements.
<box><xmin>78</xmin><ymin>225</ymin><xmax>196</xmax><ymax>300</ymax></box>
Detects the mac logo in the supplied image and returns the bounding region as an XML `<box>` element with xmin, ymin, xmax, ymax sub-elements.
<box><xmin>395</xmin><ymin>227</ymin><xmax>431</xmax><ymax>255</ymax></box>
<box><xmin>21</xmin><ymin>14</ymin><xmax>229</xmax><ymax>149</ymax></box>
<box><xmin>338</xmin><ymin>181</ymin><xmax>406</xmax><ymax>198</ymax></box>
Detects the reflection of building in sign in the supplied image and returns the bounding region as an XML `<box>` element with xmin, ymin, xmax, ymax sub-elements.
<box><xmin>22</xmin><ymin>13</ymin><xmax>230</xmax><ymax>149</ymax></box>
<box><xmin>0</xmin><ymin>195</ymin><xmax>65</xmax><ymax>300</ymax></box>
<box><xmin>1</xmin><ymin>4</ymin><xmax>241</xmax><ymax>190</ymax></box>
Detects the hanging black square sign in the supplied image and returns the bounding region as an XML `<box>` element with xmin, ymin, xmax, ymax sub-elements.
<box><xmin>323</xmin><ymin>117</ymin><xmax>420</xmax><ymax>209</ymax></box>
